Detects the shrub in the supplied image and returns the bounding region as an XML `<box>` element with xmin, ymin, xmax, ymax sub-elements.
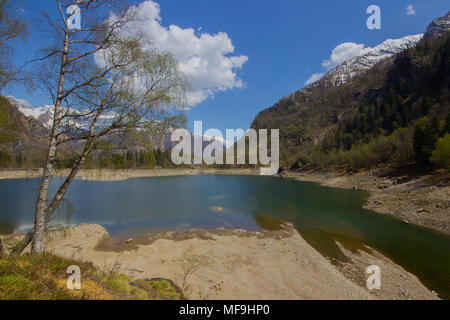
<box><xmin>430</xmin><ymin>134</ymin><xmax>450</xmax><ymax>171</ymax></box>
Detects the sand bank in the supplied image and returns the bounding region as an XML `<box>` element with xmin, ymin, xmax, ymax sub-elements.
<box><xmin>0</xmin><ymin>224</ymin><xmax>437</xmax><ymax>300</ymax></box>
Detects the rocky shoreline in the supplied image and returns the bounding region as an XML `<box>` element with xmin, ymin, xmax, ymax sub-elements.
<box><xmin>288</xmin><ymin>170</ymin><xmax>450</xmax><ymax>235</ymax></box>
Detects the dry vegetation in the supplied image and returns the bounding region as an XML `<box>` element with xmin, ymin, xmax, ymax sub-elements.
<box><xmin>0</xmin><ymin>252</ymin><xmax>182</xmax><ymax>300</ymax></box>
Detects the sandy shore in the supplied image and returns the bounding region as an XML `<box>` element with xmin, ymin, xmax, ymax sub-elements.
<box><xmin>0</xmin><ymin>224</ymin><xmax>438</xmax><ymax>300</ymax></box>
<box><xmin>288</xmin><ymin>170</ymin><xmax>450</xmax><ymax>235</ymax></box>
<box><xmin>0</xmin><ymin>168</ymin><xmax>260</xmax><ymax>181</ymax></box>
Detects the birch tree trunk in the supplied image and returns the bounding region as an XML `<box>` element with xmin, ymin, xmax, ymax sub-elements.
<box><xmin>31</xmin><ymin>30</ymin><xmax>69</xmax><ymax>254</ymax></box>
<box><xmin>12</xmin><ymin>141</ymin><xmax>92</xmax><ymax>255</ymax></box>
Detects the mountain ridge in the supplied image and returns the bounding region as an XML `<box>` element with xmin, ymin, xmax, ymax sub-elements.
<box><xmin>252</xmin><ymin>11</ymin><xmax>450</xmax><ymax>171</ymax></box>
<box><xmin>318</xmin><ymin>34</ymin><xmax>423</xmax><ymax>87</ymax></box>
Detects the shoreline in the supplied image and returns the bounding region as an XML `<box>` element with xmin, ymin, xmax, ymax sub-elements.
<box><xmin>0</xmin><ymin>223</ymin><xmax>438</xmax><ymax>300</ymax></box>
<box><xmin>287</xmin><ymin>170</ymin><xmax>450</xmax><ymax>235</ymax></box>
<box><xmin>1</xmin><ymin>167</ymin><xmax>448</xmax><ymax>234</ymax></box>
<box><xmin>0</xmin><ymin>168</ymin><xmax>260</xmax><ymax>181</ymax></box>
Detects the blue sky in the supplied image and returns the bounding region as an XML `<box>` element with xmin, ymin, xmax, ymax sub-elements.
<box><xmin>4</xmin><ymin>0</ymin><xmax>449</xmax><ymax>135</ymax></box>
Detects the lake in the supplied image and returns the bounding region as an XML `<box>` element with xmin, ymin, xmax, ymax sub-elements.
<box><xmin>0</xmin><ymin>175</ymin><xmax>449</xmax><ymax>298</ymax></box>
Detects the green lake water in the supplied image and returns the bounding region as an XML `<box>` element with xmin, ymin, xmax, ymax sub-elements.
<box><xmin>0</xmin><ymin>175</ymin><xmax>449</xmax><ymax>298</ymax></box>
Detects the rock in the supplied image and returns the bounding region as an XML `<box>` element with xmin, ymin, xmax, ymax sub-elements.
<box><xmin>424</xmin><ymin>11</ymin><xmax>450</xmax><ymax>39</ymax></box>
<box><xmin>399</xmin><ymin>289</ymin><xmax>408</xmax><ymax>297</ymax></box>
<box><xmin>125</xmin><ymin>239</ymin><xmax>133</xmax><ymax>244</ymax></box>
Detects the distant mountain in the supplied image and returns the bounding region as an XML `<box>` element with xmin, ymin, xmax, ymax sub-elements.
<box><xmin>6</xmin><ymin>96</ymin><xmax>118</xmax><ymax>131</ymax></box>
<box><xmin>0</xmin><ymin>95</ymin><xmax>49</xmax><ymax>161</ymax></box>
<box><xmin>5</xmin><ymin>96</ymin><xmax>229</xmax><ymax>158</ymax></box>
<box><xmin>320</xmin><ymin>35</ymin><xmax>423</xmax><ymax>87</ymax></box>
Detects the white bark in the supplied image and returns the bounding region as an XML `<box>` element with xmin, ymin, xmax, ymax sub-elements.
<box><xmin>31</xmin><ymin>25</ymin><xmax>69</xmax><ymax>254</ymax></box>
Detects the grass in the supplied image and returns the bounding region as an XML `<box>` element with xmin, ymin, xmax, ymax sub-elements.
<box><xmin>0</xmin><ymin>253</ymin><xmax>183</xmax><ymax>300</ymax></box>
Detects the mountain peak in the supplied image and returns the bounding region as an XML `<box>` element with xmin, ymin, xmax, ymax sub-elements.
<box><xmin>318</xmin><ymin>34</ymin><xmax>423</xmax><ymax>87</ymax></box>
<box><xmin>6</xmin><ymin>96</ymin><xmax>121</xmax><ymax>131</ymax></box>
<box><xmin>424</xmin><ymin>11</ymin><xmax>450</xmax><ymax>39</ymax></box>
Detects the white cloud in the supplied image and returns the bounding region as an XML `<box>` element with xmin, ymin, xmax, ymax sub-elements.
<box><xmin>304</xmin><ymin>73</ymin><xmax>325</xmax><ymax>85</ymax></box>
<box><xmin>406</xmin><ymin>5</ymin><xmax>416</xmax><ymax>16</ymax></box>
<box><xmin>105</xmin><ymin>1</ymin><xmax>248</xmax><ymax>107</ymax></box>
<box><xmin>304</xmin><ymin>42</ymin><xmax>365</xmax><ymax>86</ymax></box>
<box><xmin>321</xmin><ymin>42</ymin><xmax>365</xmax><ymax>69</ymax></box>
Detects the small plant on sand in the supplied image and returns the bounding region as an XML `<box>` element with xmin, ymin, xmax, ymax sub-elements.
<box><xmin>175</xmin><ymin>247</ymin><xmax>202</xmax><ymax>299</ymax></box>
<box><xmin>106</xmin><ymin>254</ymin><xmax>123</xmax><ymax>277</ymax></box>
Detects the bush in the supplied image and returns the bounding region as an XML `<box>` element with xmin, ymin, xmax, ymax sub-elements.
<box><xmin>430</xmin><ymin>134</ymin><xmax>450</xmax><ymax>171</ymax></box>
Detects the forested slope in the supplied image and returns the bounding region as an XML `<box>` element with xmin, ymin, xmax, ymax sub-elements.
<box><xmin>252</xmin><ymin>25</ymin><xmax>450</xmax><ymax>172</ymax></box>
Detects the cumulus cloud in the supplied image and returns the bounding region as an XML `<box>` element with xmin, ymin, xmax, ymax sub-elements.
<box><xmin>321</xmin><ymin>42</ymin><xmax>365</xmax><ymax>69</ymax></box>
<box><xmin>103</xmin><ymin>0</ymin><xmax>248</xmax><ymax>107</ymax></box>
<box><xmin>406</xmin><ymin>5</ymin><xmax>416</xmax><ymax>16</ymax></box>
<box><xmin>304</xmin><ymin>73</ymin><xmax>325</xmax><ymax>85</ymax></box>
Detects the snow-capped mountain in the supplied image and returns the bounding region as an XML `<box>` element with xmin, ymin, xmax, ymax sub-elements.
<box><xmin>6</xmin><ymin>95</ymin><xmax>230</xmax><ymax>153</ymax></box>
<box><xmin>320</xmin><ymin>34</ymin><xmax>423</xmax><ymax>87</ymax></box>
<box><xmin>6</xmin><ymin>95</ymin><xmax>117</xmax><ymax>131</ymax></box>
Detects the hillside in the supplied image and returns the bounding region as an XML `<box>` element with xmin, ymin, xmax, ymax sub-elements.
<box><xmin>1</xmin><ymin>95</ymin><xmax>179</xmax><ymax>169</ymax></box>
<box><xmin>0</xmin><ymin>96</ymin><xmax>49</xmax><ymax>167</ymax></box>
<box><xmin>1</xmin><ymin>95</ymin><xmax>229</xmax><ymax>170</ymax></box>
<box><xmin>252</xmin><ymin>12</ymin><xmax>450</xmax><ymax>172</ymax></box>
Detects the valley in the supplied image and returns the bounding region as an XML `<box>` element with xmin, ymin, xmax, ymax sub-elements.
<box><xmin>0</xmin><ymin>2</ymin><xmax>449</xmax><ymax>303</ymax></box>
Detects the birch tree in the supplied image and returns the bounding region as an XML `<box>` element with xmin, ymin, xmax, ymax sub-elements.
<box><xmin>11</xmin><ymin>0</ymin><xmax>187</xmax><ymax>255</ymax></box>
<box><xmin>0</xmin><ymin>0</ymin><xmax>28</xmax><ymax>89</ymax></box>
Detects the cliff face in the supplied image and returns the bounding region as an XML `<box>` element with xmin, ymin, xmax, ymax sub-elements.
<box><xmin>424</xmin><ymin>11</ymin><xmax>450</xmax><ymax>39</ymax></box>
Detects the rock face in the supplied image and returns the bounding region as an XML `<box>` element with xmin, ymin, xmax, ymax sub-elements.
<box><xmin>424</xmin><ymin>11</ymin><xmax>450</xmax><ymax>39</ymax></box>
<box><xmin>319</xmin><ymin>34</ymin><xmax>423</xmax><ymax>87</ymax></box>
